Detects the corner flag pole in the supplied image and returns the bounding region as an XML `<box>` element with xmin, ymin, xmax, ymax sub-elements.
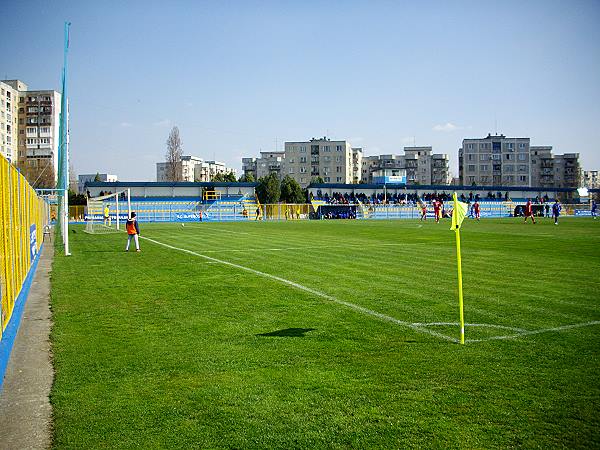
<box><xmin>451</xmin><ymin>192</ymin><xmax>468</xmax><ymax>344</ymax></box>
<box><xmin>454</xmin><ymin>225</ymin><xmax>465</xmax><ymax>344</ymax></box>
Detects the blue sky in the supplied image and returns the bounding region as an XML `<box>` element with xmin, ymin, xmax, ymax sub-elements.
<box><xmin>2</xmin><ymin>0</ymin><xmax>599</xmax><ymax>181</ymax></box>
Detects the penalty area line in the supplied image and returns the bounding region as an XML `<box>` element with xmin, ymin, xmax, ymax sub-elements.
<box><xmin>140</xmin><ymin>236</ymin><xmax>459</xmax><ymax>343</ymax></box>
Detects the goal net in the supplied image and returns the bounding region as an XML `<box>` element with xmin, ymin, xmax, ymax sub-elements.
<box><xmin>85</xmin><ymin>190</ymin><xmax>131</xmax><ymax>234</ymax></box>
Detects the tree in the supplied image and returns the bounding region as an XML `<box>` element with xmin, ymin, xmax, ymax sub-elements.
<box><xmin>211</xmin><ymin>172</ymin><xmax>225</xmax><ymax>182</ymax></box>
<box><xmin>280</xmin><ymin>175</ymin><xmax>305</xmax><ymax>203</ymax></box>
<box><xmin>165</xmin><ymin>126</ymin><xmax>183</xmax><ymax>181</ymax></box>
<box><xmin>310</xmin><ymin>176</ymin><xmax>324</xmax><ymax>185</ymax></box>
<box><xmin>239</xmin><ymin>173</ymin><xmax>255</xmax><ymax>183</ymax></box>
<box><xmin>256</xmin><ymin>172</ymin><xmax>280</xmax><ymax>204</ymax></box>
<box><xmin>224</xmin><ymin>172</ymin><xmax>237</xmax><ymax>182</ymax></box>
<box><xmin>93</xmin><ymin>172</ymin><xmax>101</xmax><ymax>182</ymax></box>
<box><xmin>17</xmin><ymin>159</ymin><xmax>56</xmax><ymax>189</ymax></box>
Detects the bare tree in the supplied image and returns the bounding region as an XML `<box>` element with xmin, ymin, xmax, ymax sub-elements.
<box><xmin>165</xmin><ymin>126</ymin><xmax>183</xmax><ymax>181</ymax></box>
<box><xmin>17</xmin><ymin>159</ymin><xmax>56</xmax><ymax>189</ymax></box>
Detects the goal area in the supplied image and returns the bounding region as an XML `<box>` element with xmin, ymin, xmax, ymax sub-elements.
<box><xmin>85</xmin><ymin>189</ymin><xmax>131</xmax><ymax>234</ymax></box>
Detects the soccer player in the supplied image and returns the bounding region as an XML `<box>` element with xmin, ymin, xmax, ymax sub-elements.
<box><xmin>420</xmin><ymin>202</ymin><xmax>427</xmax><ymax>221</ymax></box>
<box><xmin>433</xmin><ymin>199</ymin><xmax>441</xmax><ymax>223</ymax></box>
<box><xmin>103</xmin><ymin>204</ymin><xmax>110</xmax><ymax>226</ymax></box>
<box><xmin>524</xmin><ymin>199</ymin><xmax>536</xmax><ymax>224</ymax></box>
<box><xmin>592</xmin><ymin>200</ymin><xmax>597</xmax><ymax>219</ymax></box>
<box><xmin>125</xmin><ymin>212</ymin><xmax>141</xmax><ymax>252</ymax></box>
<box><xmin>473</xmin><ymin>200</ymin><xmax>481</xmax><ymax>221</ymax></box>
<box><xmin>552</xmin><ymin>199</ymin><xmax>561</xmax><ymax>225</ymax></box>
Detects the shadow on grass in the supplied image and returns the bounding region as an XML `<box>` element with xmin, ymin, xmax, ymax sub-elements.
<box><xmin>257</xmin><ymin>328</ymin><xmax>316</xmax><ymax>337</ymax></box>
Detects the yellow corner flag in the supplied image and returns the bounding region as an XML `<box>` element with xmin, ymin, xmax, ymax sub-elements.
<box><xmin>451</xmin><ymin>192</ymin><xmax>468</xmax><ymax>344</ymax></box>
<box><xmin>451</xmin><ymin>193</ymin><xmax>468</xmax><ymax>231</ymax></box>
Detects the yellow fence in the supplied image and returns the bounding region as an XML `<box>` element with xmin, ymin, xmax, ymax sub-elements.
<box><xmin>0</xmin><ymin>155</ymin><xmax>50</xmax><ymax>338</ymax></box>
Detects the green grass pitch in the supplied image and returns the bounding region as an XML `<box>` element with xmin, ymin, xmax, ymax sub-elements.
<box><xmin>50</xmin><ymin>218</ymin><xmax>600</xmax><ymax>448</ymax></box>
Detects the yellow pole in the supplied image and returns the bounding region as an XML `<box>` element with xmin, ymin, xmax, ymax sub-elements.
<box><xmin>455</xmin><ymin>227</ymin><xmax>465</xmax><ymax>344</ymax></box>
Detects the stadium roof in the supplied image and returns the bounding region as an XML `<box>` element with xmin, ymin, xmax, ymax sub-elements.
<box><xmin>84</xmin><ymin>181</ymin><xmax>258</xmax><ymax>188</ymax></box>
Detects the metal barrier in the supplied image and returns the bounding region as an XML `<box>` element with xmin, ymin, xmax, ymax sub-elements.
<box><xmin>0</xmin><ymin>154</ymin><xmax>50</xmax><ymax>339</ymax></box>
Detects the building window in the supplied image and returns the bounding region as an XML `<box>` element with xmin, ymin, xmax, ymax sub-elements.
<box><xmin>324</xmin><ymin>177</ymin><xmax>330</xmax><ymax>182</ymax></box>
<box><xmin>299</xmin><ymin>146</ymin><xmax>306</xmax><ymax>153</ymax></box>
<box><xmin>505</xmin><ymin>165</ymin><xmax>514</xmax><ymax>172</ymax></box>
<box><xmin>506</xmin><ymin>154</ymin><xmax>513</xmax><ymax>160</ymax></box>
<box><xmin>468</xmin><ymin>165</ymin><xmax>476</xmax><ymax>172</ymax></box>
<box><xmin>519</xmin><ymin>143</ymin><xmax>526</xmax><ymax>149</ymax></box>
<box><xmin>468</xmin><ymin>154</ymin><xmax>474</xmax><ymax>161</ymax></box>
<box><xmin>492</xmin><ymin>154</ymin><xmax>501</xmax><ymax>161</ymax></box>
<box><xmin>480</xmin><ymin>165</ymin><xmax>488</xmax><ymax>171</ymax></box>
<box><xmin>518</xmin><ymin>153</ymin><xmax>527</xmax><ymax>161</ymax></box>
<box><xmin>336</xmin><ymin>145</ymin><xmax>343</xmax><ymax>152</ymax></box>
<box><xmin>480</xmin><ymin>154</ymin><xmax>488</xmax><ymax>161</ymax></box>
<box><xmin>518</xmin><ymin>165</ymin><xmax>527</xmax><ymax>172</ymax></box>
<box><xmin>300</xmin><ymin>156</ymin><xmax>307</xmax><ymax>163</ymax></box>
<box><xmin>300</xmin><ymin>167</ymin><xmax>307</xmax><ymax>173</ymax></box>
<box><xmin>336</xmin><ymin>177</ymin><xmax>342</xmax><ymax>182</ymax></box>
<box><xmin>323</xmin><ymin>145</ymin><xmax>330</xmax><ymax>152</ymax></box>
<box><xmin>336</xmin><ymin>166</ymin><xmax>342</xmax><ymax>173</ymax></box>
<box><xmin>288</xmin><ymin>168</ymin><xmax>294</xmax><ymax>174</ymax></box>
<box><xmin>519</xmin><ymin>175</ymin><xmax>527</xmax><ymax>182</ymax></box>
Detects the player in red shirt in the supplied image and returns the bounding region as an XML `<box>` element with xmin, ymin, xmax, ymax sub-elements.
<box><xmin>473</xmin><ymin>201</ymin><xmax>480</xmax><ymax>221</ymax></box>
<box><xmin>524</xmin><ymin>199</ymin><xmax>536</xmax><ymax>224</ymax></box>
<box><xmin>433</xmin><ymin>199</ymin><xmax>441</xmax><ymax>223</ymax></box>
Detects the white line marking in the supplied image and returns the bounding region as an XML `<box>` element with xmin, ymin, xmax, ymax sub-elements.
<box><xmin>141</xmin><ymin>236</ymin><xmax>458</xmax><ymax>343</ymax></box>
<box><xmin>412</xmin><ymin>322</ymin><xmax>528</xmax><ymax>333</ymax></box>
<box><xmin>170</xmin><ymin>241</ymin><xmax>447</xmax><ymax>254</ymax></box>
<box><xmin>466</xmin><ymin>321</ymin><xmax>600</xmax><ymax>343</ymax></box>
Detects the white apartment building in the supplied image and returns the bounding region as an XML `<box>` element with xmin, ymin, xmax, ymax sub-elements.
<box><xmin>459</xmin><ymin>134</ymin><xmax>580</xmax><ymax>188</ymax></box>
<box><xmin>583</xmin><ymin>170</ymin><xmax>599</xmax><ymax>189</ymax></box>
<box><xmin>0</xmin><ymin>81</ymin><xmax>19</xmax><ymax>163</ymax></box>
<box><xmin>283</xmin><ymin>137</ymin><xmax>362</xmax><ymax>187</ymax></box>
<box><xmin>361</xmin><ymin>147</ymin><xmax>451</xmax><ymax>185</ymax></box>
<box><xmin>78</xmin><ymin>173</ymin><xmax>118</xmax><ymax>194</ymax></box>
<box><xmin>460</xmin><ymin>134</ymin><xmax>531</xmax><ymax>186</ymax></box>
<box><xmin>1</xmin><ymin>80</ymin><xmax>62</xmax><ymax>185</ymax></box>
<box><xmin>157</xmin><ymin>155</ymin><xmax>236</xmax><ymax>182</ymax></box>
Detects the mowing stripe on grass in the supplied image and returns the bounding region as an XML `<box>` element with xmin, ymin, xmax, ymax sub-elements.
<box><xmin>141</xmin><ymin>235</ymin><xmax>459</xmax><ymax>343</ymax></box>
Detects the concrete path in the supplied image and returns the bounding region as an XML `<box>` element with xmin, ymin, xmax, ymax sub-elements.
<box><xmin>0</xmin><ymin>243</ymin><xmax>54</xmax><ymax>449</ymax></box>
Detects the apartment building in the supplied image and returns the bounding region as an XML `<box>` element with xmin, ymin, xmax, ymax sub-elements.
<box><xmin>361</xmin><ymin>147</ymin><xmax>450</xmax><ymax>185</ymax></box>
<box><xmin>157</xmin><ymin>155</ymin><xmax>236</xmax><ymax>182</ymax></box>
<box><xmin>0</xmin><ymin>81</ymin><xmax>19</xmax><ymax>163</ymax></box>
<box><xmin>283</xmin><ymin>137</ymin><xmax>362</xmax><ymax>187</ymax></box>
<box><xmin>459</xmin><ymin>134</ymin><xmax>581</xmax><ymax>188</ymax></box>
<box><xmin>459</xmin><ymin>134</ymin><xmax>531</xmax><ymax>186</ymax></box>
<box><xmin>583</xmin><ymin>170</ymin><xmax>599</xmax><ymax>189</ymax></box>
<box><xmin>78</xmin><ymin>173</ymin><xmax>118</xmax><ymax>194</ymax></box>
<box><xmin>1</xmin><ymin>80</ymin><xmax>62</xmax><ymax>187</ymax></box>
<box><xmin>530</xmin><ymin>147</ymin><xmax>581</xmax><ymax>188</ymax></box>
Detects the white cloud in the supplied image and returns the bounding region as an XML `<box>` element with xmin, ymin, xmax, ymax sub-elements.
<box><xmin>153</xmin><ymin>119</ymin><xmax>172</xmax><ymax>127</ymax></box>
<box><xmin>120</xmin><ymin>122</ymin><xmax>133</xmax><ymax>128</ymax></box>
<box><xmin>433</xmin><ymin>122</ymin><xmax>459</xmax><ymax>132</ymax></box>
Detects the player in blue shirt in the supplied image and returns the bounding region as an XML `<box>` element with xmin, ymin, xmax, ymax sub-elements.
<box><xmin>552</xmin><ymin>199</ymin><xmax>561</xmax><ymax>225</ymax></box>
<box><xmin>592</xmin><ymin>200</ymin><xmax>597</xmax><ymax>219</ymax></box>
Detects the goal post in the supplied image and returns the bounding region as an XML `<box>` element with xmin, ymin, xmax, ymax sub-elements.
<box><xmin>84</xmin><ymin>189</ymin><xmax>131</xmax><ymax>234</ymax></box>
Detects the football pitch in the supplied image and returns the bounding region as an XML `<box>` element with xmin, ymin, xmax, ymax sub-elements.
<box><xmin>50</xmin><ymin>218</ymin><xmax>600</xmax><ymax>448</ymax></box>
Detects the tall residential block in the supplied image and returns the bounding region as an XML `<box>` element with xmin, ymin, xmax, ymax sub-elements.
<box><xmin>156</xmin><ymin>155</ymin><xmax>236</xmax><ymax>182</ymax></box>
<box><xmin>0</xmin><ymin>81</ymin><xmax>19</xmax><ymax>163</ymax></box>
<box><xmin>361</xmin><ymin>147</ymin><xmax>450</xmax><ymax>185</ymax></box>
<box><xmin>459</xmin><ymin>134</ymin><xmax>531</xmax><ymax>186</ymax></box>
<box><xmin>283</xmin><ymin>137</ymin><xmax>362</xmax><ymax>187</ymax></box>
<box><xmin>583</xmin><ymin>170</ymin><xmax>599</xmax><ymax>189</ymax></box>
<box><xmin>459</xmin><ymin>134</ymin><xmax>580</xmax><ymax>188</ymax></box>
<box><xmin>1</xmin><ymin>79</ymin><xmax>61</xmax><ymax>187</ymax></box>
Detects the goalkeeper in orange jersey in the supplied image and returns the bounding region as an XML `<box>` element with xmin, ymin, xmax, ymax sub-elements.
<box><xmin>125</xmin><ymin>212</ymin><xmax>141</xmax><ymax>252</ymax></box>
